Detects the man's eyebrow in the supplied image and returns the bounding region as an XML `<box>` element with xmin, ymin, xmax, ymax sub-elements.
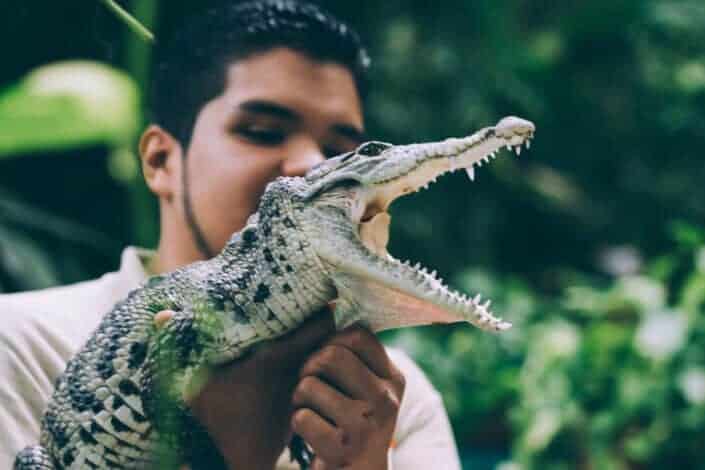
<box><xmin>238</xmin><ymin>100</ymin><xmax>299</xmax><ymax>120</ymax></box>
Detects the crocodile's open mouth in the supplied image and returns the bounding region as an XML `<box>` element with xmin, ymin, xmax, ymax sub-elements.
<box><xmin>348</xmin><ymin>117</ymin><xmax>534</xmax><ymax>332</ymax></box>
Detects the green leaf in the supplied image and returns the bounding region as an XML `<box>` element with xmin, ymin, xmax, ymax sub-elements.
<box><xmin>0</xmin><ymin>61</ymin><xmax>140</xmax><ymax>157</ymax></box>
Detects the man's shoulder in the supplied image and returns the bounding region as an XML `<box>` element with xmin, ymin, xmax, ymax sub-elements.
<box><xmin>0</xmin><ymin>273</ymin><xmax>121</xmax><ymax>338</ymax></box>
<box><xmin>0</xmin><ymin>273</ymin><xmax>121</xmax><ymax>367</ymax></box>
<box><xmin>0</xmin><ymin>258</ymin><xmax>144</xmax><ymax>364</ymax></box>
<box><xmin>0</xmin><ymin>246</ymin><xmax>149</xmax><ymax>336</ymax></box>
<box><xmin>1</xmin><ymin>274</ymin><xmax>110</xmax><ymax>316</ymax></box>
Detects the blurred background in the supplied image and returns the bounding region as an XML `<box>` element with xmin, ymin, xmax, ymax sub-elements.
<box><xmin>1</xmin><ymin>0</ymin><xmax>704</xmax><ymax>468</ymax></box>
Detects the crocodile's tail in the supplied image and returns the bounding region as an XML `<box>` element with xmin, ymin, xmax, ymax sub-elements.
<box><xmin>13</xmin><ymin>446</ymin><xmax>56</xmax><ymax>470</ymax></box>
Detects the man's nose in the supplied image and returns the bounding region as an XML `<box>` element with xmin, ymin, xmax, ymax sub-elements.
<box><xmin>281</xmin><ymin>141</ymin><xmax>326</xmax><ymax>177</ymax></box>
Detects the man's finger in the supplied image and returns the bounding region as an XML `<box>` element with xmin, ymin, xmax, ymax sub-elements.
<box><xmin>291</xmin><ymin>376</ymin><xmax>355</xmax><ymax>426</ymax></box>
<box><xmin>324</xmin><ymin>325</ymin><xmax>395</xmax><ymax>380</ymax></box>
<box><xmin>291</xmin><ymin>408</ymin><xmax>345</xmax><ymax>466</ymax></box>
<box><xmin>299</xmin><ymin>345</ymin><xmax>385</xmax><ymax>401</ymax></box>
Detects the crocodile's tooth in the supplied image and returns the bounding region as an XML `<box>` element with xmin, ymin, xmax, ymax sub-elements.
<box><xmin>506</xmin><ymin>144</ymin><xmax>511</xmax><ymax>151</ymax></box>
<box><xmin>465</xmin><ymin>166</ymin><xmax>475</xmax><ymax>181</ymax></box>
<box><xmin>473</xmin><ymin>293</ymin><xmax>482</xmax><ymax>304</ymax></box>
<box><xmin>526</xmin><ymin>139</ymin><xmax>531</xmax><ymax>149</ymax></box>
<box><xmin>483</xmin><ymin>299</ymin><xmax>492</xmax><ymax>309</ymax></box>
<box><xmin>515</xmin><ymin>145</ymin><xmax>521</xmax><ymax>156</ymax></box>
<box><xmin>430</xmin><ymin>270</ymin><xmax>437</xmax><ymax>279</ymax></box>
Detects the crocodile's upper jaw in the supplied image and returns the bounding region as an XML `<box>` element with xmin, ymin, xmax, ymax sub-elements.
<box><xmin>358</xmin><ymin>119</ymin><xmax>533</xmax><ymax>252</ymax></box>
<box><xmin>309</xmin><ymin>116</ymin><xmax>535</xmax><ymax>332</ymax></box>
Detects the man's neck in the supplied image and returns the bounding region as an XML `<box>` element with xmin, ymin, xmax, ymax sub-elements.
<box><xmin>149</xmin><ymin>231</ymin><xmax>209</xmax><ymax>275</ymax></box>
<box><xmin>147</xmin><ymin>207</ymin><xmax>213</xmax><ymax>275</ymax></box>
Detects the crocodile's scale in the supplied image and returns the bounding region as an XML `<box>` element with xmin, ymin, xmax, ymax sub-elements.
<box><xmin>14</xmin><ymin>117</ymin><xmax>535</xmax><ymax>469</ymax></box>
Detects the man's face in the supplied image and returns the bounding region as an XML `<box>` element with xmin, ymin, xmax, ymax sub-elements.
<box><xmin>181</xmin><ymin>47</ymin><xmax>365</xmax><ymax>257</ymax></box>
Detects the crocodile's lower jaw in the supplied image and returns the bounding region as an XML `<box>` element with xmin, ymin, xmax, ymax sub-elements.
<box><xmin>356</xmin><ymin>198</ymin><xmax>509</xmax><ymax>330</ymax></box>
<box><xmin>354</xmin><ymin>204</ymin><xmax>509</xmax><ymax>331</ymax></box>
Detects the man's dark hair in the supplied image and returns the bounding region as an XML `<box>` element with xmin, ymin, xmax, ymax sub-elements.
<box><xmin>150</xmin><ymin>0</ymin><xmax>370</xmax><ymax>148</ymax></box>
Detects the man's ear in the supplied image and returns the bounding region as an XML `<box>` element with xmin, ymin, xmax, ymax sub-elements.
<box><xmin>139</xmin><ymin>124</ymin><xmax>183</xmax><ymax>202</ymax></box>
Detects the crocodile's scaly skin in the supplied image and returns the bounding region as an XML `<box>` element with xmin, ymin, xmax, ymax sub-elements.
<box><xmin>15</xmin><ymin>117</ymin><xmax>535</xmax><ymax>469</ymax></box>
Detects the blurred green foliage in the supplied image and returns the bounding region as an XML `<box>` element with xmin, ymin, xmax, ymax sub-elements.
<box><xmin>387</xmin><ymin>224</ymin><xmax>705</xmax><ymax>468</ymax></box>
<box><xmin>1</xmin><ymin>0</ymin><xmax>704</xmax><ymax>468</ymax></box>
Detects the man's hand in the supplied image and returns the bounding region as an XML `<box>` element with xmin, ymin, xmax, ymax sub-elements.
<box><xmin>153</xmin><ymin>310</ymin><xmax>405</xmax><ymax>470</ymax></box>
<box><xmin>291</xmin><ymin>325</ymin><xmax>406</xmax><ymax>470</ymax></box>
<box><xmin>155</xmin><ymin>308</ymin><xmax>335</xmax><ymax>470</ymax></box>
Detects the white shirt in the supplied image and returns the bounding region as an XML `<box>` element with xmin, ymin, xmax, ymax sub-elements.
<box><xmin>0</xmin><ymin>247</ymin><xmax>461</xmax><ymax>469</ymax></box>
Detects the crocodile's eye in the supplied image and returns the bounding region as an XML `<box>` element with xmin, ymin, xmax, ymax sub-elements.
<box><xmin>356</xmin><ymin>141</ymin><xmax>393</xmax><ymax>157</ymax></box>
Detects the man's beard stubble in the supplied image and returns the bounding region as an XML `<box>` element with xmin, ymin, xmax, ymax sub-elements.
<box><xmin>181</xmin><ymin>165</ymin><xmax>216</xmax><ymax>260</ymax></box>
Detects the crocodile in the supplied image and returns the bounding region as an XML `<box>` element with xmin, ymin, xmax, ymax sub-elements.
<box><xmin>14</xmin><ymin>116</ymin><xmax>535</xmax><ymax>469</ymax></box>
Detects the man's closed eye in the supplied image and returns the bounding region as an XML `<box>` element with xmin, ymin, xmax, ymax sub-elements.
<box><xmin>235</xmin><ymin>125</ymin><xmax>287</xmax><ymax>146</ymax></box>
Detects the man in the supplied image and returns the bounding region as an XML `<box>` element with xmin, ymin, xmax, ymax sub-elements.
<box><xmin>0</xmin><ymin>1</ymin><xmax>461</xmax><ymax>468</ymax></box>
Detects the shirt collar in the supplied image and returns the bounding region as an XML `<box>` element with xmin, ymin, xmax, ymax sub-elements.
<box><xmin>118</xmin><ymin>246</ymin><xmax>156</xmax><ymax>284</ymax></box>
